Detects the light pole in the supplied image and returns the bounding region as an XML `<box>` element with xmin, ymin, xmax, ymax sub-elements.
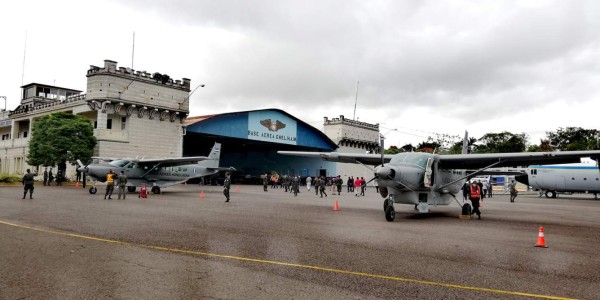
<box><xmin>179</xmin><ymin>83</ymin><xmax>205</xmax><ymax>110</ymax></box>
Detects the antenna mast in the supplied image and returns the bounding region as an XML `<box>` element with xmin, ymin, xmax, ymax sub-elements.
<box><xmin>131</xmin><ymin>32</ymin><xmax>135</xmax><ymax>69</ymax></box>
<box><xmin>21</xmin><ymin>31</ymin><xmax>28</xmax><ymax>86</ymax></box>
<box><xmin>353</xmin><ymin>81</ymin><xmax>359</xmax><ymax>120</ymax></box>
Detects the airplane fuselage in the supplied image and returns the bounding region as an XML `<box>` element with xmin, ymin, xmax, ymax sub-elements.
<box><xmin>85</xmin><ymin>161</ymin><xmax>219</xmax><ymax>187</ymax></box>
<box><xmin>519</xmin><ymin>164</ymin><xmax>600</xmax><ymax>198</ymax></box>
<box><xmin>375</xmin><ymin>153</ymin><xmax>466</xmax><ymax>212</ymax></box>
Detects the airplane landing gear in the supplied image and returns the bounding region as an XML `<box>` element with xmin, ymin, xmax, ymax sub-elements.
<box><xmin>383</xmin><ymin>198</ymin><xmax>393</xmax><ymax>211</ymax></box>
<box><xmin>151</xmin><ymin>186</ymin><xmax>161</xmax><ymax>194</ymax></box>
<box><xmin>384</xmin><ymin>195</ymin><xmax>395</xmax><ymax>222</ymax></box>
<box><xmin>385</xmin><ymin>205</ymin><xmax>395</xmax><ymax>222</ymax></box>
<box><xmin>89</xmin><ymin>186</ymin><xmax>97</xmax><ymax>194</ymax></box>
<box><xmin>545</xmin><ymin>190</ymin><xmax>557</xmax><ymax>198</ymax></box>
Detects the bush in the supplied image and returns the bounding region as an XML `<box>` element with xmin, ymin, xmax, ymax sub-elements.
<box><xmin>0</xmin><ymin>174</ymin><xmax>22</xmax><ymax>183</ymax></box>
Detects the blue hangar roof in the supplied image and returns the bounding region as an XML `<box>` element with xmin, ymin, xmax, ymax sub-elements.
<box><xmin>185</xmin><ymin>108</ymin><xmax>338</xmax><ymax>151</ymax></box>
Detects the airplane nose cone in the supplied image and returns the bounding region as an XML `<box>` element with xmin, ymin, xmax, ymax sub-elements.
<box><xmin>375</xmin><ymin>166</ymin><xmax>396</xmax><ymax>180</ymax></box>
<box><xmin>77</xmin><ymin>166</ymin><xmax>87</xmax><ymax>173</ymax></box>
<box><xmin>515</xmin><ymin>174</ymin><xmax>529</xmax><ymax>185</ymax></box>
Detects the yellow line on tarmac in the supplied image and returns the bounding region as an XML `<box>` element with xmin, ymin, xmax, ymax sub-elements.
<box><xmin>0</xmin><ymin>220</ymin><xmax>576</xmax><ymax>300</ymax></box>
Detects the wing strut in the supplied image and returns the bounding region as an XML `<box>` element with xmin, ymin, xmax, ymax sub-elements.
<box><xmin>140</xmin><ymin>162</ymin><xmax>163</xmax><ymax>178</ymax></box>
<box><xmin>435</xmin><ymin>159</ymin><xmax>505</xmax><ymax>192</ymax></box>
<box><xmin>353</xmin><ymin>159</ymin><xmax>375</xmax><ymax>172</ymax></box>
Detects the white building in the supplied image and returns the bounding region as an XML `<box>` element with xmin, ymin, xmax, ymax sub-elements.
<box><xmin>323</xmin><ymin>115</ymin><xmax>380</xmax><ymax>180</ymax></box>
<box><xmin>0</xmin><ymin>60</ymin><xmax>191</xmax><ymax>179</ymax></box>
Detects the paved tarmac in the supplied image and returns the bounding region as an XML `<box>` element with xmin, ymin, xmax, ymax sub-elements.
<box><xmin>1</xmin><ymin>184</ymin><xmax>599</xmax><ymax>299</ymax></box>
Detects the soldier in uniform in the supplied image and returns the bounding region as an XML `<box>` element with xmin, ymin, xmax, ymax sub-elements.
<box><xmin>509</xmin><ymin>180</ymin><xmax>518</xmax><ymax>202</ymax></box>
<box><xmin>263</xmin><ymin>173</ymin><xmax>269</xmax><ymax>192</ymax></box>
<box><xmin>319</xmin><ymin>176</ymin><xmax>328</xmax><ymax>198</ymax></box>
<box><xmin>335</xmin><ymin>175</ymin><xmax>343</xmax><ymax>195</ymax></box>
<box><xmin>104</xmin><ymin>169</ymin><xmax>115</xmax><ymax>199</ymax></box>
<box><xmin>22</xmin><ymin>169</ymin><xmax>36</xmax><ymax>199</ymax></box>
<box><xmin>43</xmin><ymin>168</ymin><xmax>48</xmax><ymax>186</ymax></box>
<box><xmin>291</xmin><ymin>176</ymin><xmax>300</xmax><ymax>196</ymax></box>
<box><xmin>117</xmin><ymin>170</ymin><xmax>128</xmax><ymax>200</ymax></box>
<box><xmin>223</xmin><ymin>172</ymin><xmax>231</xmax><ymax>202</ymax></box>
<box><xmin>48</xmin><ymin>168</ymin><xmax>54</xmax><ymax>186</ymax></box>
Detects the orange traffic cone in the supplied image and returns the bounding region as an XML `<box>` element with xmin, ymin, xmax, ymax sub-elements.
<box><xmin>535</xmin><ymin>226</ymin><xmax>549</xmax><ymax>248</ymax></box>
<box><xmin>200</xmin><ymin>191</ymin><xmax>205</xmax><ymax>199</ymax></box>
<box><xmin>75</xmin><ymin>182</ymin><xmax>80</xmax><ymax>188</ymax></box>
<box><xmin>235</xmin><ymin>185</ymin><xmax>240</xmax><ymax>192</ymax></box>
<box><xmin>333</xmin><ymin>200</ymin><xmax>340</xmax><ymax>211</ymax></box>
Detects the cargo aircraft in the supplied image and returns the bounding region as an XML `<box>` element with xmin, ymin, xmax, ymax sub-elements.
<box><xmin>515</xmin><ymin>158</ymin><xmax>600</xmax><ymax>199</ymax></box>
<box><xmin>278</xmin><ymin>134</ymin><xmax>600</xmax><ymax>222</ymax></box>
<box><xmin>78</xmin><ymin>142</ymin><xmax>234</xmax><ymax>194</ymax></box>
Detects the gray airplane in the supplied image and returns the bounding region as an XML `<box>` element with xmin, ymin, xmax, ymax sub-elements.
<box><xmin>78</xmin><ymin>142</ymin><xmax>234</xmax><ymax>194</ymax></box>
<box><xmin>515</xmin><ymin>159</ymin><xmax>600</xmax><ymax>199</ymax></box>
<box><xmin>278</xmin><ymin>134</ymin><xmax>600</xmax><ymax>222</ymax></box>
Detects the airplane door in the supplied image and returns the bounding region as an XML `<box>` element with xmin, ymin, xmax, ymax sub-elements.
<box><xmin>424</xmin><ymin>158</ymin><xmax>434</xmax><ymax>187</ymax></box>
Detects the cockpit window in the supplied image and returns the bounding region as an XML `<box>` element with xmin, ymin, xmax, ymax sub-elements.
<box><xmin>110</xmin><ymin>160</ymin><xmax>130</xmax><ymax>168</ymax></box>
<box><xmin>389</xmin><ymin>153</ymin><xmax>430</xmax><ymax>169</ymax></box>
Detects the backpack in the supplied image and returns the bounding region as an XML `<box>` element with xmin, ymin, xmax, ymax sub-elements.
<box><xmin>461</xmin><ymin>203</ymin><xmax>472</xmax><ymax>215</ymax></box>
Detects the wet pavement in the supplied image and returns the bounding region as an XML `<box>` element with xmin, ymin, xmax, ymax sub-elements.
<box><xmin>1</xmin><ymin>184</ymin><xmax>599</xmax><ymax>299</ymax></box>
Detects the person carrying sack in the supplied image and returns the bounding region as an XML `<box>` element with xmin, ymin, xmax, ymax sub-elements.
<box><xmin>469</xmin><ymin>181</ymin><xmax>482</xmax><ymax>220</ymax></box>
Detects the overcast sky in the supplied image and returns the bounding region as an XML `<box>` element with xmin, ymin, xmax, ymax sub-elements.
<box><xmin>1</xmin><ymin>0</ymin><xmax>599</xmax><ymax>148</ymax></box>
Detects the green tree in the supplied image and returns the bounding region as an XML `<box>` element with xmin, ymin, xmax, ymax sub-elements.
<box><xmin>527</xmin><ymin>139</ymin><xmax>554</xmax><ymax>152</ymax></box>
<box><xmin>416</xmin><ymin>140</ymin><xmax>441</xmax><ymax>153</ymax></box>
<box><xmin>475</xmin><ymin>131</ymin><xmax>527</xmax><ymax>153</ymax></box>
<box><xmin>28</xmin><ymin>112</ymin><xmax>97</xmax><ymax>173</ymax></box>
<box><xmin>384</xmin><ymin>145</ymin><xmax>401</xmax><ymax>154</ymax></box>
<box><xmin>400</xmin><ymin>144</ymin><xmax>416</xmax><ymax>152</ymax></box>
<box><xmin>546</xmin><ymin>127</ymin><xmax>600</xmax><ymax>151</ymax></box>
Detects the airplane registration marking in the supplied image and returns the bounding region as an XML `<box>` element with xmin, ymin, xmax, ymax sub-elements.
<box><xmin>0</xmin><ymin>220</ymin><xmax>576</xmax><ymax>300</ymax></box>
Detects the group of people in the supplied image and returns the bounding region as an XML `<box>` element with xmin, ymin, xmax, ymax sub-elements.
<box><xmin>103</xmin><ymin>169</ymin><xmax>128</xmax><ymax>200</ymax></box>
<box><xmin>21</xmin><ymin>168</ymin><xmax>67</xmax><ymax>199</ymax></box>
<box><xmin>260</xmin><ymin>174</ymin><xmax>373</xmax><ymax>198</ymax></box>
<box><xmin>42</xmin><ymin>167</ymin><xmax>65</xmax><ymax>186</ymax></box>
<box><xmin>462</xmin><ymin>179</ymin><xmax>519</xmax><ymax>219</ymax></box>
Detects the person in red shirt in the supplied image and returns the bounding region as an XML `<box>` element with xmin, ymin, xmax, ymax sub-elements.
<box><xmin>469</xmin><ymin>181</ymin><xmax>482</xmax><ymax>219</ymax></box>
<box><xmin>354</xmin><ymin>177</ymin><xmax>362</xmax><ymax>197</ymax></box>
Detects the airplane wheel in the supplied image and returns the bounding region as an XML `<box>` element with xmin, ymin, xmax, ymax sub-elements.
<box><xmin>545</xmin><ymin>190</ymin><xmax>556</xmax><ymax>198</ymax></box>
<box><xmin>127</xmin><ymin>186</ymin><xmax>136</xmax><ymax>193</ymax></box>
<box><xmin>89</xmin><ymin>187</ymin><xmax>97</xmax><ymax>194</ymax></box>
<box><xmin>385</xmin><ymin>206</ymin><xmax>395</xmax><ymax>222</ymax></box>
<box><xmin>383</xmin><ymin>199</ymin><xmax>389</xmax><ymax>211</ymax></box>
<box><xmin>151</xmin><ymin>186</ymin><xmax>161</xmax><ymax>194</ymax></box>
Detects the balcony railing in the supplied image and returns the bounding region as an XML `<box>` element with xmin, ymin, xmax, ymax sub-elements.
<box><xmin>95</xmin><ymin>129</ymin><xmax>129</xmax><ymax>143</ymax></box>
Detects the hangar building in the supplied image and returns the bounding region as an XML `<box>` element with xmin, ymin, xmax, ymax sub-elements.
<box><xmin>184</xmin><ymin>109</ymin><xmax>339</xmax><ymax>182</ymax></box>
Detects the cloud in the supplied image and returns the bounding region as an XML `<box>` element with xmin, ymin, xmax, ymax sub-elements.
<box><xmin>2</xmin><ymin>0</ymin><xmax>599</xmax><ymax>148</ymax></box>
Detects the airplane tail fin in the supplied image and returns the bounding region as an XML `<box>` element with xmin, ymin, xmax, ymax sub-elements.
<box><xmin>462</xmin><ymin>131</ymin><xmax>469</xmax><ymax>154</ymax></box>
<box><xmin>202</xmin><ymin>142</ymin><xmax>222</xmax><ymax>168</ymax></box>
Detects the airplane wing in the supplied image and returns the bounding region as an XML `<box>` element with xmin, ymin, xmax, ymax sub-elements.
<box><xmin>136</xmin><ymin>156</ymin><xmax>211</xmax><ymax>167</ymax></box>
<box><xmin>278</xmin><ymin>150</ymin><xmax>600</xmax><ymax>169</ymax></box>
<box><xmin>277</xmin><ymin>151</ymin><xmax>394</xmax><ymax>165</ymax></box>
<box><xmin>91</xmin><ymin>157</ymin><xmax>122</xmax><ymax>163</ymax></box>
<box><xmin>438</xmin><ymin>151</ymin><xmax>600</xmax><ymax>169</ymax></box>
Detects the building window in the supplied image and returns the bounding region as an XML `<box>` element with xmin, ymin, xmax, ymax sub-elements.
<box><xmin>93</xmin><ymin>121</ymin><xmax>97</xmax><ymax>129</ymax></box>
<box><xmin>107</xmin><ymin>119</ymin><xmax>112</xmax><ymax>129</ymax></box>
<box><xmin>121</xmin><ymin>117</ymin><xmax>126</xmax><ymax>130</ymax></box>
<box><xmin>23</xmin><ymin>131</ymin><xmax>27</xmax><ymax>138</ymax></box>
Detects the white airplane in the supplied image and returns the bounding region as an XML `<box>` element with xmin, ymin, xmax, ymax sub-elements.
<box><xmin>515</xmin><ymin>158</ymin><xmax>600</xmax><ymax>199</ymax></box>
<box><xmin>78</xmin><ymin>142</ymin><xmax>235</xmax><ymax>194</ymax></box>
<box><xmin>278</xmin><ymin>135</ymin><xmax>600</xmax><ymax>221</ymax></box>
